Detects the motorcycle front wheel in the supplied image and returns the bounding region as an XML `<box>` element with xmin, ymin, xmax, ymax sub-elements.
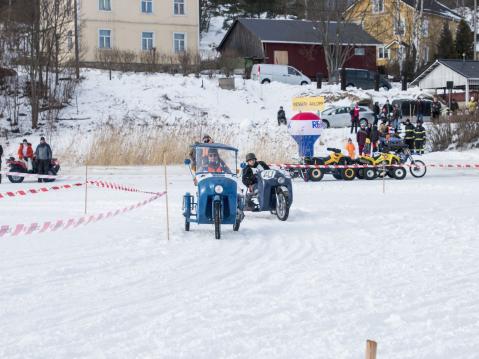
<box><xmin>275</xmin><ymin>188</ymin><xmax>289</xmax><ymax>221</ymax></box>
<box><xmin>409</xmin><ymin>160</ymin><xmax>427</xmax><ymax>178</ymax></box>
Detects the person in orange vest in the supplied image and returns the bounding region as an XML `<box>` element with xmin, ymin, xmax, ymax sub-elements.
<box><xmin>345</xmin><ymin>138</ymin><xmax>356</xmax><ymax>159</ymax></box>
<box><xmin>202</xmin><ymin>148</ymin><xmax>230</xmax><ymax>173</ymax></box>
<box><xmin>18</xmin><ymin>138</ymin><xmax>34</xmax><ymax>171</ymax></box>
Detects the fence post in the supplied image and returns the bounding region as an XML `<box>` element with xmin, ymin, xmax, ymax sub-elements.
<box><xmin>365</xmin><ymin>340</ymin><xmax>377</xmax><ymax>359</ymax></box>
<box><xmin>84</xmin><ymin>162</ymin><xmax>88</xmax><ymax>214</ymax></box>
<box><xmin>163</xmin><ymin>153</ymin><xmax>170</xmax><ymax>241</ymax></box>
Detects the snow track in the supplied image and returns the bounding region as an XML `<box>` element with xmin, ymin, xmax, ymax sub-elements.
<box><xmin>1</xmin><ymin>166</ymin><xmax>479</xmax><ymax>358</ymax></box>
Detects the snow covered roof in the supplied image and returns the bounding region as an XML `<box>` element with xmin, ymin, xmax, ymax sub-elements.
<box><xmin>402</xmin><ymin>0</ymin><xmax>462</xmax><ymax>21</ymax></box>
<box><xmin>219</xmin><ymin>18</ymin><xmax>381</xmax><ymax>49</ymax></box>
<box><xmin>411</xmin><ymin>59</ymin><xmax>479</xmax><ymax>87</ymax></box>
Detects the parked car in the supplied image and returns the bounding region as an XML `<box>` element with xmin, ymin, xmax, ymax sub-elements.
<box><xmin>320</xmin><ymin>105</ymin><xmax>373</xmax><ymax>128</ymax></box>
<box><xmin>330</xmin><ymin>68</ymin><xmax>392</xmax><ymax>90</ymax></box>
<box><xmin>251</xmin><ymin>64</ymin><xmax>311</xmax><ymax>85</ymax></box>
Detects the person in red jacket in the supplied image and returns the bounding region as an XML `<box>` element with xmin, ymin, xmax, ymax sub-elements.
<box><xmin>18</xmin><ymin>139</ymin><xmax>34</xmax><ymax>171</ymax></box>
<box><xmin>18</xmin><ymin>139</ymin><xmax>34</xmax><ymax>160</ymax></box>
<box><xmin>350</xmin><ymin>102</ymin><xmax>360</xmax><ymax>134</ymax></box>
<box><xmin>356</xmin><ymin>123</ymin><xmax>368</xmax><ymax>156</ymax></box>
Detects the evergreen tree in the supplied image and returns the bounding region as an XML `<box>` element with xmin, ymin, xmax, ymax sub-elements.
<box><xmin>455</xmin><ymin>19</ymin><xmax>474</xmax><ymax>59</ymax></box>
<box><xmin>437</xmin><ymin>22</ymin><xmax>455</xmax><ymax>59</ymax></box>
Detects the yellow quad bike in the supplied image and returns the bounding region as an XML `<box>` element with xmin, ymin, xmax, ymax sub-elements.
<box><xmin>306</xmin><ymin>147</ymin><xmax>356</xmax><ymax>182</ymax></box>
<box><xmin>356</xmin><ymin>152</ymin><xmax>407</xmax><ymax>180</ymax></box>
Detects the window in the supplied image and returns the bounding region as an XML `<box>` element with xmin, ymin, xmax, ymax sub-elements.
<box><xmin>288</xmin><ymin>67</ymin><xmax>300</xmax><ymax>76</ymax></box>
<box><xmin>421</xmin><ymin>19</ymin><xmax>429</xmax><ymax>36</ymax></box>
<box><xmin>99</xmin><ymin>29</ymin><xmax>111</xmax><ymax>49</ymax></box>
<box><xmin>174</xmin><ymin>0</ymin><xmax>185</xmax><ymax>15</ymax></box>
<box><xmin>99</xmin><ymin>0</ymin><xmax>111</xmax><ymax>11</ymax></box>
<box><xmin>174</xmin><ymin>32</ymin><xmax>186</xmax><ymax>53</ymax></box>
<box><xmin>142</xmin><ymin>0</ymin><xmax>152</xmax><ymax>13</ymax></box>
<box><xmin>142</xmin><ymin>32</ymin><xmax>154</xmax><ymax>51</ymax></box>
<box><xmin>423</xmin><ymin>46</ymin><xmax>429</xmax><ymax>62</ymax></box>
<box><xmin>378</xmin><ymin>46</ymin><xmax>390</xmax><ymax>59</ymax></box>
<box><xmin>372</xmin><ymin>0</ymin><xmax>384</xmax><ymax>13</ymax></box>
<box><xmin>394</xmin><ymin>19</ymin><xmax>405</xmax><ymax>35</ymax></box>
<box><xmin>354</xmin><ymin>47</ymin><xmax>365</xmax><ymax>56</ymax></box>
<box><xmin>67</xmin><ymin>30</ymin><xmax>73</xmax><ymax>50</ymax></box>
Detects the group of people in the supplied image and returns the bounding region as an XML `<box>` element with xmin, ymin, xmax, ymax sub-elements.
<box><xmin>345</xmin><ymin>117</ymin><xmax>426</xmax><ymax>158</ymax></box>
<box><xmin>0</xmin><ymin>137</ymin><xmax>53</xmax><ymax>183</ymax></box>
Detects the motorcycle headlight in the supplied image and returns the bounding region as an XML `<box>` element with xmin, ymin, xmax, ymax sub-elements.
<box><xmin>278</xmin><ymin>177</ymin><xmax>285</xmax><ymax>184</ymax></box>
<box><xmin>214</xmin><ymin>185</ymin><xmax>224</xmax><ymax>194</ymax></box>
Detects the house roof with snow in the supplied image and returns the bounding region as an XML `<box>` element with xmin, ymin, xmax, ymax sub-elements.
<box><xmin>217</xmin><ymin>18</ymin><xmax>381</xmax><ymax>50</ymax></box>
<box><xmin>401</xmin><ymin>0</ymin><xmax>462</xmax><ymax>20</ymax></box>
<box><xmin>411</xmin><ymin>59</ymin><xmax>479</xmax><ymax>87</ymax></box>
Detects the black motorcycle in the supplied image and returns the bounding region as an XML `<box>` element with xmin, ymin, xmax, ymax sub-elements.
<box><xmin>244</xmin><ymin>169</ymin><xmax>293</xmax><ymax>221</ymax></box>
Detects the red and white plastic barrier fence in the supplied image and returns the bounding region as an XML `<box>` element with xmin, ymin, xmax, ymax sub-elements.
<box><xmin>0</xmin><ymin>192</ymin><xmax>166</xmax><ymax>238</ymax></box>
<box><xmin>269</xmin><ymin>163</ymin><xmax>479</xmax><ymax>169</ymax></box>
<box><xmin>0</xmin><ymin>180</ymin><xmax>154</xmax><ymax>200</ymax></box>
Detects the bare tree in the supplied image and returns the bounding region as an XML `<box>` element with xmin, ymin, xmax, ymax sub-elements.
<box><xmin>307</xmin><ymin>0</ymin><xmax>369</xmax><ymax>81</ymax></box>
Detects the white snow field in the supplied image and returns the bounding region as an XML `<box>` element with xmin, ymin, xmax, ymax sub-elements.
<box><xmin>1</xmin><ymin>158</ymin><xmax>479</xmax><ymax>359</ymax></box>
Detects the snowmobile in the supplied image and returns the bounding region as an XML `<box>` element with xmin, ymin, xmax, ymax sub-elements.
<box><xmin>242</xmin><ymin>167</ymin><xmax>293</xmax><ymax>221</ymax></box>
<box><xmin>306</xmin><ymin>148</ymin><xmax>356</xmax><ymax>182</ymax></box>
<box><xmin>355</xmin><ymin>152</ymin><xmax>406</xmax><ymax>180</ymax></box>
<box><xmin>5</xmin><ymin>157</ymin><xmax>60</xmax><ymax>183</ymax></box>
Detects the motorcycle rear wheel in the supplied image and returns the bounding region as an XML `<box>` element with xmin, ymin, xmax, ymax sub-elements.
<box><xmin>275</xmin><ymin>188</ymin><xmax>289</xmax><ymax>221</ymax></box>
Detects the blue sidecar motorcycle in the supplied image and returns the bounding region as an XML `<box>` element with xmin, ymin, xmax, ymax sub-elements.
<box><xmin>183</xmin><ymin>143</ymin><xmax>244</xmax><ymax>240</ymax></box>
<box><xmin>243</xmin><ymin>167</ymin><xmax>293</xmax><ymax>221</ymax></box>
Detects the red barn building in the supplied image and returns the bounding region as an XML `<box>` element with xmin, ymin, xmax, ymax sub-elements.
<box><xmin>217</xmin><ymin>18</ymin><xmax>381</xmax><ymax>80</ymax></box>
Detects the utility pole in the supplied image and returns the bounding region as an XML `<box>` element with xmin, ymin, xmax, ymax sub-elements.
<box><xmin>74</xmin><ymin>0</ymin><xmax>80</xmax><ymax>79</ymax></box>
<box><xmin>474</xmin><ymin>0</ymin><xmax>477</xmax><ymax>60</ymax></box>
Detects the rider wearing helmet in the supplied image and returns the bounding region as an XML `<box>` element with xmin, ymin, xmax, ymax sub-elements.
<box><xmin>242</xmin><ymin>153</ymin><xmax>270</xmax><ymax>210</ymax></box>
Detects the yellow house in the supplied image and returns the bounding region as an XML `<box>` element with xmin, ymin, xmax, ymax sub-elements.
<box><xmin>79</xmin><ymin>0</ymin><xmax>199</xmax><ymax>63</ymax></box>
<box><xmin>347</xmin><ymin>0</ymin><xmax>462</xmax><ymax>68</ymax></box>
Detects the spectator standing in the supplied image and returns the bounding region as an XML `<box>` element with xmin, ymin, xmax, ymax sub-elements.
<box><xmin>350</xmin><ymin>102</ymin><xmax>360</xmax><ymax>134</ymax></box>
<box><xmin>450</xmin><ymin>98</ymin><xmax>459</xmax><ymax>114</ymax></box>
<box><xmin>277</xmin><ymin>106</ymin><xmax>287</xmax><ymax>126</ymax></box>
<box><xmin>414</xmin><ymin>120</ymin><xmax>426</xmax><ymax>155</ymax></box>
<box><xmin>370</xmin><ymin>124</ymin><xmax>379</xmax><ymax>153</ymax></box>
<box><xmin>391</xmin><ymin>104</ymin><xmax>402</xmax><ymax>132</ymax></box>
<box><xmin>18</xmin><ymin>139</ymin><xmax>34</xmax><ymax>171</ymax></box>
<box><xmin>382</xmin><ymin>100</ymin><xmax>393</xmax><ymax>117</ymax></box>
<box><xmin>356</xmin><ymin>123</ymin><xmax>368</xmax><ymax>156</ymax></box>
<box><xmin>403</xmin><ymin>118</ymin><xmax>415</xmax><ymax>150</ymax></box>
<box><xmin>35</xmin><ymin>137</ymin><xmax>52</xmax><ymax>183</ymax></box>
<box><xmin>467</xmin><ymin>97</ymin><xmax>477</xmax><ymax>114</ymax></box>
<box><xmin>416</xmin><ymin>98</ymin><xmax>425</xmax><ymax>122</ymax></box>
<box><xmin>345</xmin><ymin>138</ymin><xmax>356</xmax><ymax>159</ymax></box>
<box><xmin>432</xmin><ymin>97</ymin><xmax>442</xmax><ymax>119</ymax></box>
<box><xmin>373</xmin><ymin>101</ymin><xmax>380</xmax><ymax>125</ymax></box>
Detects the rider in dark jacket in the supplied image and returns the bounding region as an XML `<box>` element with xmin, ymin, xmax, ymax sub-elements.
<box><xmin>242</xmin><ymin>153</ymin><xmax>270</xmax><ymax>187</ymax></box>
<box><xmin>242</xmin><ymin>153</ymin><xmax>270</xmax><ymax>210</ymax></box>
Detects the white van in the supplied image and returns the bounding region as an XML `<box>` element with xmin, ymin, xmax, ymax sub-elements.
<box><xmin>251</xmin><ymin>64</ymin><xmax>311</xmax><ymax>85</ymax></box>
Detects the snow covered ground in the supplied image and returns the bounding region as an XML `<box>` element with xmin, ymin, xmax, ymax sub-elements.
<box><xmin>1</xmin><ymin>157</ymin><xmax>479</xmax><ymax>358</ymax></box>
